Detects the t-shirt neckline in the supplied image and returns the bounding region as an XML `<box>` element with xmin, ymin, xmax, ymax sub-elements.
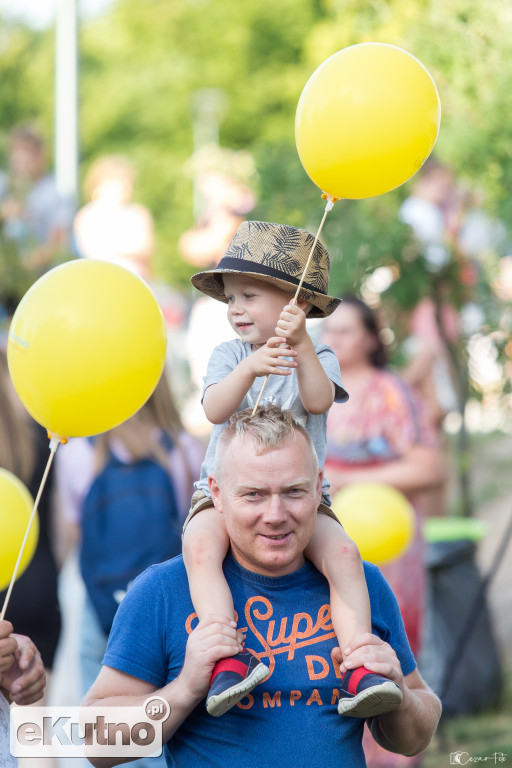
<box><xmin>223</xmin><ymin>550</ymin><xmax>317</xmax><ymax>589</ymax></box>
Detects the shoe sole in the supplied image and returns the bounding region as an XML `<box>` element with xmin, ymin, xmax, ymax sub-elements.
<box><xmin>206</xmin><ymin>661</ymin><xmax>270</xmax><ymax>717</ymax></box>
<box><xmin>337</xmin><ymin>681</ymin><xmax>403</xmax><ymax>718</ymax></box>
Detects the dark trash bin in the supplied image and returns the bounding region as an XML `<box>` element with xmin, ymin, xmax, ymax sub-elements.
<box><xmin>418</xmin><ymin>535</ymin><xmax>503</xmax><ymax>717</ymax></box>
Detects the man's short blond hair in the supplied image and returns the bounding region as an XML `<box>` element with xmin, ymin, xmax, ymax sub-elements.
<box><xmin>214</xmin><ymin>405</ymin><xmax>318</xmax><ymax>478</ymax></box>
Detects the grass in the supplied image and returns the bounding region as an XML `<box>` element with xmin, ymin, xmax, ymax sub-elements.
<box><xmin>422</xmin><ymin>652</ymin><xmax>512</xmax><ymax>766</ymax></box>
<box><xmin>451</xmin><ymin>432</ymin><xmax>512</xmax><ymax>510</ymax></box>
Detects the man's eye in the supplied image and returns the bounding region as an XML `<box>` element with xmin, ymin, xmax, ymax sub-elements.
<box><xmin>288</xmin><ymin>488</ymin><xmax>304</xmax><ymax>496</ymax></box>
<box><xmin>244</xmin><ymin>293</ymin><xmax>254</xmax><ymax>299</ymax></box>
<box><xmin>246</xmin><ymin>491</ymin><xmax>261</xmax><ymax>499</ymax></box>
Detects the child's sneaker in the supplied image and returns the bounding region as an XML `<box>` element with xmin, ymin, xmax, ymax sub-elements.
<box><xmin>206</xmin><ymin>650</ymin><xmax>269</xmax><ymax>717</ymax></box>
<box><xmin>337</xmin><ymin>668</ymin><xmax>403</xmax><ymax>718</ymax></box>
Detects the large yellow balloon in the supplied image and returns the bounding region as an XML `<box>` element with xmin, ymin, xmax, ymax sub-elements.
<box><xmin>295</xmin><ymin>43</ymin><xmax>441</xmax><ymax>199</ymax></box>
<box><xmin>332</xmin><ymin>483</ymin><xmax>414</xmax><ymax>565</ymax></box>
<box><xmin>0</xmin><ymin>469</ymin><xmax>39</xmax><ymax>592</ymax></box>
<box><xmin>7</xmin><ymin>260</ymin><xmax>167</xmax><ymax>438</ymax></box>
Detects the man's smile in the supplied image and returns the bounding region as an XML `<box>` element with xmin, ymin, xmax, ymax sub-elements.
<box><xmin>259</xmin><ymin>532</ymin><xmax>291</xmax><ymax>542</ymax></box>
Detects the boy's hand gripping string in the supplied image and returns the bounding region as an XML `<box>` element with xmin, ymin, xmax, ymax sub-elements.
<box><xmin>251</xmin><ymin>195</ymin><xmax>337</xmax><ymax>415</ymax></box>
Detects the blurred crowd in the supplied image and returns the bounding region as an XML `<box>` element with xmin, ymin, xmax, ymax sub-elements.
<box><xmin>0</xmin><ymin>125</ymin><xmax>508</xmax><ymax>767</ymax></box>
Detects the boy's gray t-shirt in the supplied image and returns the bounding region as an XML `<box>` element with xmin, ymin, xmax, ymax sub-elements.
<box><xmin>195</xmin><ymin>338</ymin><xmax>348</xmax><ymax>500</ymax></box>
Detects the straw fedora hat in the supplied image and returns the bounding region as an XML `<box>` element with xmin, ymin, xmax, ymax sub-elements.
<box><xmin>190</xmin><ymin>220</ymin><xmax>341</xmax><ymax>318</ymax></box>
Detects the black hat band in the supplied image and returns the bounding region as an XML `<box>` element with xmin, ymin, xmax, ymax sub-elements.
<box><xmin>212</xmin><ymin>256</ymin><xmax>326</xmax><ymax>297</ymax></box>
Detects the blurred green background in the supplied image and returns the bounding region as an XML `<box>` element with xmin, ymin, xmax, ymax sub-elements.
<box><xmin>1</xmin><ymin>0</ymin><xmax>511</xmax><ymax>280</ymax></box>
<box><xmin>2</xmin><ymin>0</ymin><xmax>511</xmax><ymax>507</ymax></box>
<box><xmin>1</xmin><ymin>0</ymin><xmax>511</xmax><ymax>761</ymax></box>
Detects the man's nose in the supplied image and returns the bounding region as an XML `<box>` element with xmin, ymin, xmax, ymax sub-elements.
<box><xmin>262</xmin><ymin>494</ymin><xmax>287</xmax><ymax>524</ymax></box>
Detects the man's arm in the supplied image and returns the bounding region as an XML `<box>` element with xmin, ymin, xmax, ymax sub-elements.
<box><xmin>83</xmin><ymin>614</ymin><xmax>241</xmax><ymax>768</ymax></box>
<box><xmin>82</xmin><ymin>667</ymin><xmax>189</xmax><ymax>768</ymax></box>
<box><xmin>338</xmin><ymin>633</ymin><xmax>441</xmax><ymax>756</ymax></box>
<box><xmin>368</xmin><ymin>668</ymin><xmax>442</xmax><ymax>756</ymax></box>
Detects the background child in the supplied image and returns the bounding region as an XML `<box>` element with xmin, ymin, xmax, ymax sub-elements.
<box><xmin>184</xmin><ymin>220</ymin><xmax>403</xmax><ymax>719</ymax></box>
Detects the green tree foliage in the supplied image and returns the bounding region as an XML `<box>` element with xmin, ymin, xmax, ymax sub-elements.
<box><xmin>2</xmin><ymin>0</ymin><xmax>511</xmax><ymax>512</ymax></box>
<box><xmin>0</xmin><ymin>0</ymin><xmax>510</xmax><ymax>320</ymax></box>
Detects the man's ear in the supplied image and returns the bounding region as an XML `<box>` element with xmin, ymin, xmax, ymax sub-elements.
<box><xmin>208</xmin><ymin>474</ymin><xmax>223</xmax><ymax>513</ymax></box>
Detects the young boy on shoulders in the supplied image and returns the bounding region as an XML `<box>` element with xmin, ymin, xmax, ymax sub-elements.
<box><xmin>183</xmin><ymin>220</ymin><xmax>403</xmax><ymax>719</ymax></box>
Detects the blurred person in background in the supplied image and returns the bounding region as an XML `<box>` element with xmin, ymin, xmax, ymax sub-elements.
<box><xmin>74</xmin><ymin>152</ymin><xmax>191</xmax><ymax>409</ymax></box>
<box><xmin>399</xmin><ymin>157</ymin><xmax>459</xmax><ymax>273</ymax></box>
<box><xmin>0</xmin><ymin>349</ymin><xmax>61</xmax><ymax>768</ymax></box>
<box><xmin>400</xmin><ymin>297</ymin><xmax>459</xmax><ymax>519</ymax></box>
<box><xmin>457</xmin><ymin>186</ymin><xmax>506</xmax><ymax>269</ymax></box>
<box><xmin>73</xmin><ymin>154</ymin><xmax>154</xmax><ymax>280</ymax></box>
<box><xmin>180</xmin><ymin>146</ymin><xmax>257</xmax><ymax>434</ymax></box>
<box><xmin>401</xmin><ymin>298</ymin><xmax>459</xmax><ymax>431</ymax></box>
<box><xmin>178</xmin><ymin>146</ymin><xmax>257</xmax><ymax>270</ymax></box>
<box><xmin>54</xmin><ymin>371</ymin><xmax>204</xmax><ymax>768</ymax></box>
<box><xmin>0</xmin><ymin>125</ymin><xmax>74</xmax><ymax>275</ymax></box>
<box><xmin>321</xmin><ymin>296</ymin><xmax>445</xmax><ymax>768</ymax></box>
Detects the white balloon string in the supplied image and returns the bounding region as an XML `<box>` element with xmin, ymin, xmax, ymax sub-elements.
<box><xmin>0</xmin><ymin>437</ymin><xmax>60</xmax><ymax>621</ymax></box>
<box><xmin>251</xmin><ymin>374</ymin><xmax>269</xmax><ymax>415</ymax></box>
<box><xmin>291</xmin><ymin>197</ymin><xmax>334</xmax><ymax>306</ymax></box>
<box><xmin>251</xmin><ymin>196</ymin><xmax>336</xmax><ymax>416</ymax></box>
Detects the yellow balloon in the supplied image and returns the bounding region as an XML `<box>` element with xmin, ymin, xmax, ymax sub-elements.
<box><xmin>332</xmin><ymin>483</ymin><xmax>414</xmax><ymax>565</ymax></box>
<box><xmin>0</xmin><ymin>469</ymin><xmax>39</xmax><ymax>592</ymax></box>
<box><xmin>295</xmin><ymin>43</ymin><xmax>441</xmax><ymax>199</ymax></box>
<box><xmin>7</xmin><ymin>260</ymin><xmax>167</xmax><ymax>438</ymax></box>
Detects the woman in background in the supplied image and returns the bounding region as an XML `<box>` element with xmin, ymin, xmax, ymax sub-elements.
<box><xmin>322</xmin><ymin>297</ymin><xmax>445</xmax><ymax>768</ymax></box>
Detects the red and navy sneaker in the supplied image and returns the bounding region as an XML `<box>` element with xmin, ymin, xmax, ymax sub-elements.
<box><xmin>338</xmin><ymin>668</ymin><xmax>403</xmax><ymax>718</ymax></box>
<box><xmin>206</xmin><ymin>650</ymin><xmax>269</xmax><ymax>717</ymax></box>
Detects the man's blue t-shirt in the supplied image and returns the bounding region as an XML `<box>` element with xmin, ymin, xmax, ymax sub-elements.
<box><xmin>103</xmin><ymin>554</ymin><xmax>416</xmax><ymax>768</ymax></box>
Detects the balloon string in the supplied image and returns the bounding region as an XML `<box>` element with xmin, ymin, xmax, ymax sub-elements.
<box><xmin>251</xmin><ymin>196</ymin><xmax>336</xmax><ymax>416</ymax></box>
<box><xmin>291</xmin><ymin>197</ymin><xmax>335</xmax><ymax>305</ymax></box>
<box><xmin>251</xmin><ymin>374</ymin><xmax>269</xmax><ymax>414</ymax></box>
<box><xmin>0</xmin><ymin>438</ymin><xmax>60</xmax><ymax>621</ymax></box>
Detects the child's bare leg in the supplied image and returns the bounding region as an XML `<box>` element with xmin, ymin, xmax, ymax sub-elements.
<box><xmin>306</xmin><ymin>513</ymin><xmax>402</xmax><ymax>718</ymax></box>
<box><xmin>305</xmin><ymin>513</ymin><xmax>371</xmax><ymax>657</ymax></box>
<box><xmin>182</xmin><ymin>506</ymin><xmax>236</xmax><ymax>624</ymax></box>
<box><xmin>183</xmin><ymin>505</ymin><xmax>269</xmax><ymax>717</ymax></box>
